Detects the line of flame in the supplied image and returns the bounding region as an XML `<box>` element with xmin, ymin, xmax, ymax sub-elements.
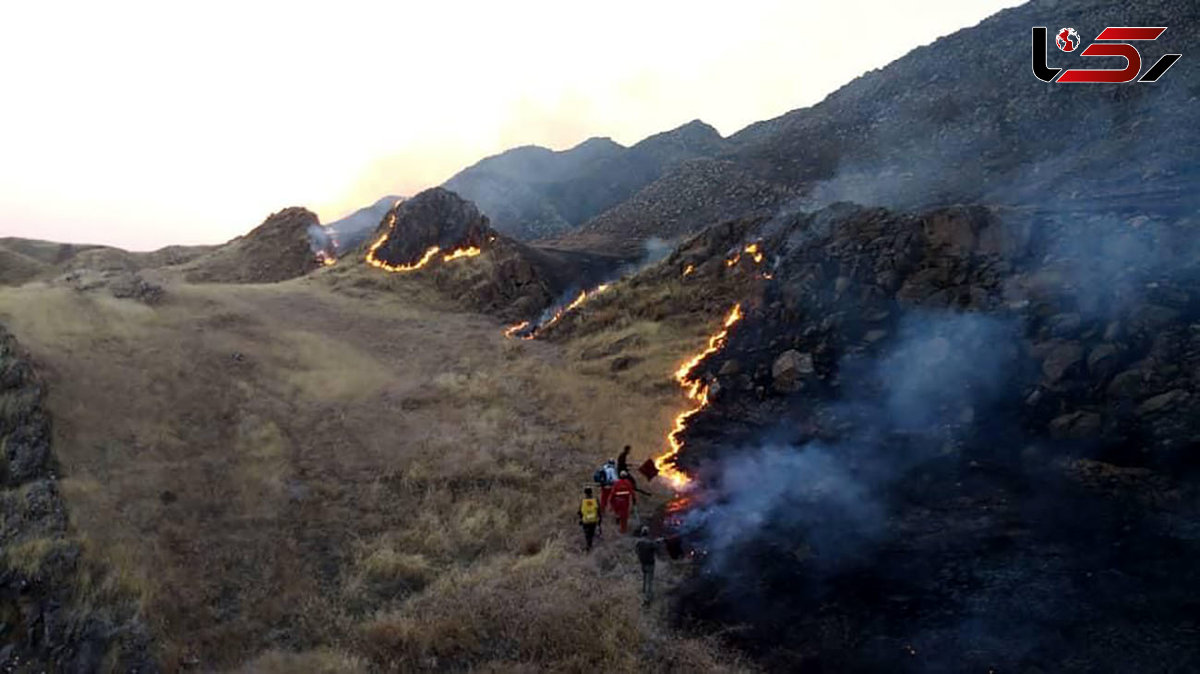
<box><xmin>506</xmin><ymin>283</ymin><xmax>611</xmax><ymax>340</ymax></box>
<box><xmin>442</xmin><ymin>246</ymin><xmax>482</xmax><ymax>262</ymax></box>
<box><xmin>365</xmin><ymin>211</ymin><xmax>484</xmax><ymax>272</ymax></box>
<box><xmin>654</xmin><ymin>303</ymin><xmax>743</xmax><ymax>489</ymax></box>
<box><xmin>503</xmin><ymin>321</ymin><xmax>530</xmax><ymax>339</ymax></box>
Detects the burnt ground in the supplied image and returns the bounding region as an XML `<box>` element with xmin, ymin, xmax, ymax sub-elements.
<box><xmin>620</xmin><ymin>201</ymin><xmax>1200</xmax><ymax>671</ymax></box>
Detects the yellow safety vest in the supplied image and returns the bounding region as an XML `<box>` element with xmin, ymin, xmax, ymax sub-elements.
<box><xmin>580</xmin><ymin>498</ymin><xmax>600</xmax><ymax>524</ymax></box>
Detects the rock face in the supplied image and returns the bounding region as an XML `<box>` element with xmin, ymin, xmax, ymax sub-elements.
<box><xmin>369</xmin><ymin>188</ymin><xmax>494</xmax><ymax>266</ymax></box>
<box><xmin>0</xmin><ymin>325</ymin><xmax>155</xmax><ymax>671</ymax></box>
<box><xmin>184</xmin><ymin>207</ymin><xmax>324</xmax><ymax>284</ymax></box>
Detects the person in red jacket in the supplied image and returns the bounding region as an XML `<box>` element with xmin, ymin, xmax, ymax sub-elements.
<box><xmin>609</xmin><ymin>471</ymin><xmax>637</xmax><ymax>534</ymax></box>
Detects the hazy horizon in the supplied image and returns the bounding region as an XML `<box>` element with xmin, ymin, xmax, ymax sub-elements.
<box><xmin>0</xmin><ymin>0</ymin><xmax>1022</xmax><ymax>251</ymax></box>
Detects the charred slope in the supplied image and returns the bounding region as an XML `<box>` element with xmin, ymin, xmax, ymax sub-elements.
<box><xmin>641</xmin><ymin>203</ymin><xmax>1200</xmax><ymax>671</ymax></box>
<box><xmin>354</xmin><ymin>187</ymin><xmax>621</xmax><ymax>321</ymax></box>
<box><xmin>726</xmin><ymin>0</ymin><xmax>1199</xmax><ymax>215</ymax></box>
<box><xmin>540</xmin><ymin>158</ymin><xmax>796</xmax><ymax>257</ymax></box>
<box><xmin>184</xmin><ymin>207</ymin><xmax>324</xmax><ymax>284</ymax></box>
<box><xmin>543</xmin><ymin>0</ymin><xmax>1198</xmax><ymax>256</ymax></box>
<box><xmin>444</xmin><ymin>120</ymin><xmax>728</xmax><ymax>240</ymax></box>
<box><xmin>0</xmin><ymin>325</ymin><xmax>155</xmax><ymax>671</ymax></box>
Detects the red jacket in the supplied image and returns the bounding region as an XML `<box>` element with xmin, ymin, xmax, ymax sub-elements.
<box><xmin>609</xmin><ymin>478</ymin><xmax>635</xmax><ymax>511</ymax></box>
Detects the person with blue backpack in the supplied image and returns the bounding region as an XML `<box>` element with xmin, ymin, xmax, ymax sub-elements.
<box><xmin>592</xmin><ymin>458</ymin><xmax>618</xmax><ymax>533</ymax></box>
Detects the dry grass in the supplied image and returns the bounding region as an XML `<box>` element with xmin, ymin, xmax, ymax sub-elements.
<box><xmin>0</xmin><ymin>269</ymin><xmax>748</xmax><ymax>672</ymax></box>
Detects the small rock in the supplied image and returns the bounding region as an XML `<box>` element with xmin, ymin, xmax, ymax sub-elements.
<box><xmin>718</xmin><ymin>359</ymin><xmax>742</xmax><ymax>376</ymax></box>
<box><xmin>1137</xmin><ymin>389</ymin><xmax>1188</xmax><ymax>416</ymax></box>
<box><xmin>1047</xmin><ymin>313</ymin><xmax>1082</xmax><ymax>337</ymax></box>
<box><xmin>863</xmin><ymin>329</ymin><xmax>888</xmax><ymax>344</ymax></box>
<box><xmin>1050</xmin><ymin>411</ymin><xmax>1103</xmax><ymax>439</ymax></box>
<box><xmin>610</xmin><ymin>356</ymin><xmax>639</xmax><ymax>372</ymax></box>
<box><xmin>1086</xmin><ymin>344</ymin><xmax>1119</xmax><ymax>376</ymax></box>
<box><xmin>1041</xmin><ymin>341</ymin><xmax>1084</xmax><ymax>383</ymax></box>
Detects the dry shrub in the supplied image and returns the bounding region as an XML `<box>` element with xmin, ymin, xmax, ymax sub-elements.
<box><xmin>356</xmin><ymin>540</ymin><xmax>745</xmax><ymax>673</ymax></box>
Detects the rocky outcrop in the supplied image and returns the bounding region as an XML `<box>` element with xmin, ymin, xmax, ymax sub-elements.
<box><xmin>0</xmin><ymin>325</ymin><xmax>156</xmax><ymax>671</ymax></box>
<box><xmin>184</xmin><ymin>207</ymin><xmax>324</xmax><ymax>284</ymax></box>
<box><xmin>367</xmin><ymin>188</ymin><xmax>494</xmax><ymax>267</ymax></box>
<box><xmin>581</xmin><ymin>200</ymin><xmax>1200</xmax><ymax>671</ymax></box>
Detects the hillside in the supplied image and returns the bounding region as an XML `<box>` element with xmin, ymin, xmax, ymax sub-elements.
<box><xmin>543</xmin><ymin>0</ymin><xmax>1198</xmax><ymax>257</ymax></box>
<box><xmin>183</xmin><ymin>207</ymin><xmax>326</xmax><ymax>284</ymax></box>
<box><xmin>0</xmin><ymin>271</ymin><xmax>740</xmax><ymax>671</ymax></box>
<box><xmin>444</xmin><ymin>120</ymin><xmax>728</xmax><ymax>240</ymax></box>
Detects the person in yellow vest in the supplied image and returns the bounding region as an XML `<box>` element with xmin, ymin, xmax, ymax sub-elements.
<box><xmin>578</xmin><ymin>487</ymin><xmax>600</xmax><ymax>552</ymax></box>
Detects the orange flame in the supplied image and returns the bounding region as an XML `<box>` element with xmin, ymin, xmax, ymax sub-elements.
<box><xmin>503</xmin><ymin>321</ymin><xmax>530</xmax><ymax>339</ymax></box>
<box><xmin>365</xmin><ymin>211</ymin><xmax>486</xmax><ymax>272</ymax></box>
<box><xmin>442</xmin><ymin>246</ymin><xmax>482</xmax><ymax>262</ymax></box>
<box><xmin>515</xmin><ymin>283</ymin><xmax>611</xmax><ymax>339</ymax></box>
<box><xmin>654</xmin><ymin>303</ymin><xmax>743</xmax><ymax>489</ymax></box>
<box><xmin>683</xmin><ymin>264</ymin><xmax>695</xmax><ymax>277</ymax></box>
<box><xmin>725</xmin><ymin>242</ymin><xmax>764</xmax><ymax>268</ymax></box>
<box><xmin>316</xmin><ymin>251</ymin><xmax>337</xmax><ymax>267</ymax></box>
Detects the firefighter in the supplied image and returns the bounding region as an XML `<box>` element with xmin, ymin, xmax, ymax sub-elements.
<box><xmin>617</xmin><ymin>445</ymin><xmax>632</xmax><ymax>475</ymax></box>
<box><xmin>578</xmin><ymin>487</ymin><xmax>600</xmax><ymax>552</ymax></box>
<box><xmin>610</xmin><ymin>470</ymin><xmax>636</xmax><ymax>534</ymax></box>
<box><xmin>594</xmin><ymin>459</ymin><xmax>618</xmax><ymax>527</ymax></box>
<box><xmin>617</xmin><ymin>446</ymin><xmax>652</xmax><ymax>496</ymax></box>
<box><xmin>635</xmin><ymin>526</ymin><xmax>663</xmax><ymax>604</ymax></box>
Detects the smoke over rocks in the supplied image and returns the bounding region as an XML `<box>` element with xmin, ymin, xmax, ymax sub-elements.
<box><xmin>652</xmin><ymin>199</ymin><xmax>1200</xmax><ymax>670</ymax></box>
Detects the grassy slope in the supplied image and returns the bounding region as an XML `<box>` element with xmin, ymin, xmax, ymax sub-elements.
<box><xmin>0</xmin><ymin>267</ymin><xmax>745</xmax><ymax>672</ymax></box>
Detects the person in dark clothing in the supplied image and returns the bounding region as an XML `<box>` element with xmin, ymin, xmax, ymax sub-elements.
<box><xmin>617</xmin><ymin>446</ymin><xmax>653</xmax><ymax>496</ymax></box>
<box><xmin>579</xmin><ymin>487</ymin><xmax>600</xmax><ymax>552</ymax></box>
<box><xmin>617</xmin><ymin>445</ymin><xmax>632</xmax><ymax>475</ymax></box>
<box><xmin>635</xmin><ymin>526</ymin><xmax>662</xmax><ymax>604</ymax></box>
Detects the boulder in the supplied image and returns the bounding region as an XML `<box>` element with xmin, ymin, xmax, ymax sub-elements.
<box><xmin>1049</xmin><ymin>411</ymin><xmax>1103</xmax><ymax>439</ymax></box>
<box><xmin>1137</xmin><ymin>389</ymin><xmax>1189</xmax><ymax>416</ymax></box>
<box><xmin>1041</xmin><ymin>341</ymin><xmax>1084</xmax><ymax>384</ymax></box>
<box><xmin>772</xmin><ymin>350</ymin><xmax>814</xmax><ymax>392</ymax></box>
<box><xmin>1086</xmin><ymin>344</ymin><xmax>1120</xmax><ymax>379</ymax></box>
<box><xmin>1107</xmin><ymin>368</ymin><xmax>1149</xmax><ymax>399</ymax></box>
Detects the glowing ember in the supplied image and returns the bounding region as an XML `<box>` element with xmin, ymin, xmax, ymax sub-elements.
<box><xmin>725</xmin><ymin>242</ymin><xmax>765</xmax><ymax>268</ymax></box>
<box><xmin>744</xmin><ymin>243</ymin><xmax>764</xmax><ymax>263</ymax></box>
<box><xmin>316</xmin><ymin>251</ymin><xmax>337</xmax><ymax>267</ymax></box>
<box><xmin>683</xmin><ymin>264</ymin><xmax>695</xmax><ymax>277</ymax></box>
<box><xmin>654</xmin><ymin>303</ymin><xmax>744</xmax><ymax>488</ymax></box>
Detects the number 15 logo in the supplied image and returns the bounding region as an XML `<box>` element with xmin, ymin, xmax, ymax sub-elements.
<box><xmin>1032</xmin><ymin>26</ymin><xmax>1182</xmax><ymax>83</ymax></box>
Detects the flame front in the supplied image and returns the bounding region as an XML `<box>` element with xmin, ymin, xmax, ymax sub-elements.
<box><xmin>654</xmin><ymin>303</ymin><xmax>743</xmax><ymax>489</ymax></box>
<box><xmin>503</xmin><ymin>321</ymin><xmax>530</xmax><ymax>339</ymax></box>
<box><xmin>506</xmin><ymin>283</ymin><xmax>611</xmax><ymax>340</ymax></box>
<box><xmin>365</xmin><ymin>211</ymin><xmax>486</xmax><ymax>272</ymax></box>
<box><xmin>443</xmin><ymin>246</ymin><xmax>482</xmax><ymax>262</ymax></box>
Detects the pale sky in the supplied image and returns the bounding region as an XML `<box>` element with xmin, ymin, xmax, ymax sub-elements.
<box><xmin>0</xmin><ymin>0</ymin><xmax>1022</xmax><ymax>251</ymax></box>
